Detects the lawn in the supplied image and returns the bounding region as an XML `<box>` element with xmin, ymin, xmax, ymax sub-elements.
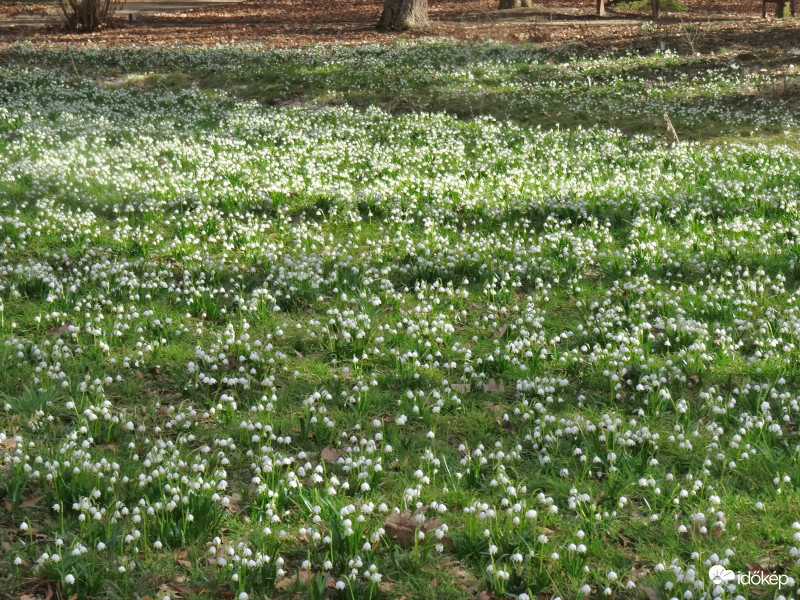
<box><xmin>1</xmin><ymin>39</ymin><xmax>800</xmax><ymax>600</ymax></box>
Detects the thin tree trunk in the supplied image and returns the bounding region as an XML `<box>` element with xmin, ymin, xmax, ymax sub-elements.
<box><xmin>597</xmin><ymin>0</ymin><xmax>605</xmax><ymax>15</ymax></box>
<box><xmin>378</xmin><ymin>0</ymin><xmax>428</xmax><ymax>30</ymax></box>
<box><xmin>499</xmin><ymin>0</ymin><xmax>532</xmax><ymax>9</ymax></box>
<box><xmin>651</xmin><ymin>0</ymin><xmax>660</xmax><ymax>18</ymax></box>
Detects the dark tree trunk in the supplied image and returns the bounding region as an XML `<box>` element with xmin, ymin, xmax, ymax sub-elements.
<box><xmin>378</xmin><ymin>0</ymin><xmax>428</xmax><ymax>30</ymax></box>
<box><xmin>651</xmin><ymin>0</ymin><xmax>660</xmax><ymax>18</ymax></box>
<box><xmin>499</xmin><ymin>0</ymin><xmax>532</xmax><ymax>9</ymax></box>
<box><xmin>776</xmin><ymin>0</ymin><xmax>790</xmax><ymax>17</ymax></box>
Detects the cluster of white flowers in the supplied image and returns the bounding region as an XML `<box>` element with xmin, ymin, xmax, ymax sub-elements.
<box><xmin>1</xmin><ymin>40</ymin><xmax>799</xmax><ymax>600</ymax></box>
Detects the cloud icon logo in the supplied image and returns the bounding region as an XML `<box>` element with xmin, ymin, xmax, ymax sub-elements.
<box><xmin>709</xmin><ymin>565</ymin><xmax>736</xmax><ymax>585</ymax></box>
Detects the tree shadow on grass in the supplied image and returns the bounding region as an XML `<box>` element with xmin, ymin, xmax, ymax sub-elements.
<box><xmin>1</xmin><ymin>39</ymin><xmax>797</xmax><ymax>140</ymax></box>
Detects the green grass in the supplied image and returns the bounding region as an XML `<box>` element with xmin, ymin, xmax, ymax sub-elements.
<box><xmin>1</xmin><ymin>39</ymin><xmax>800</xmax><ymax>600</ymax></box>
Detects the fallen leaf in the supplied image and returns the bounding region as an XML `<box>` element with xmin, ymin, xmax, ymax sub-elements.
<box><xmin>298</xmin><ymin>568</ymin><xmax>312</xmax><ymax>584</ymax></box>
<box><xmin>320</xmin><ymin>447</ymin><xmax>340</xmax><ymax>463</ymax></box>
<box><xmin>483</xmin><ymin>379</ymin><xmax>504</xmax><ymax>393</ymax></box>
<box><xmin>275</xmin><ymin>574</ymin><xmax>296</xmax><ymax>591</ymax></box>
<box><xmin>48</xmin><ymin>322</ymin><xmax>72</xmax><ymax>336</ymax></box>
<box><xmin>21</xmin><ymin>495</ymin><xmax>43</xmax><ymax>508</ymax></box>
<box><xmin>641</xmin><ymin>587</ymin><xmax>659</xmax><ymax>600</ymax></box>
<box><xmin>384</xmin><ymin>510</ymin><xmax>420</xmax><ymax>546</ymax></box>
<box><xmin>384</xmin><ymin>510</ymin><xmax>440</xmax><ymax>547</ymax></box>
<box><xmin>169</xmin><ymin>583</ymin><xmax>196</xmax><ymax>595</ymax></box>
<box><xmin>450</xmin><ymin>563</ymin><xmax>478</xmax><ymax>590</ymax></box>
<box><xmin>172</xmin><ymin>548</ymin><xmax>192</xmax><ymax>568</ymax></box>
<box><xmin>495</xmin><ymin>323</ymin><xmax>508</xmax><ymax>338</ymax></box>
<box><xmin>450</xmin><ymin>383</ymin><xmax>471</xmax><ymax>394</ymax></box>
<box><xmin>746</xmin><ymin>563</ymin><xmax>770</xmax><ymax>576</ymax></box>
<box><xmin>618</xmin><ymin>533</ymin><xmax>634</xmax><ymax>548</ymax></box>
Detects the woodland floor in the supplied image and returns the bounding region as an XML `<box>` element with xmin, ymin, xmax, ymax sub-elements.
<box><xmin>0</xmin><ymin>0</ymin><xmax>799</xmax><ymax>52</ymax></box>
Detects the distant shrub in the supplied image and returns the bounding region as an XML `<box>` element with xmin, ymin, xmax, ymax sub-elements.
<box><xmin>614</xmin><ymin>0</ymin><xmax>686</xmax><ymax>10</ymax></box>
<box><xmin>55</xmin><ymin>0</ymin><xmax>124</xmax><ymax>32</ymax></box>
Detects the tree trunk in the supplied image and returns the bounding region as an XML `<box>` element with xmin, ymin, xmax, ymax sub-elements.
<box><xmin>651</xmin><ymin>0</ymin><xmax>660</xmax><ymax>18</ymax></box>
<box><xmin>776</xmin><ymin>0</ymin><xmax>790</xmax><ymax>17</ymax></box>
<box><xmin>597</xmin><ymin>0</ymin><xmax>605</xmax><ymax>15</ymax></box>
<box><xmin>378</xmin><ymin>0</ymin><xmax>428</xmax><ymax>30</ymax></box>
<box><xmin>499</xmin><ymin>0</ymin><xmax>532</xmax><ymax>9</ymax></box>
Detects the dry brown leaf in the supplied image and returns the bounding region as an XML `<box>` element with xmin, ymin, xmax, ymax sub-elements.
<box><xmin>384</xmin><ymin>510</ymin><xmax>419</xmax><ymax>547</ymax></box>
<box><xmin>320</xmin><ymin>447</ymin><xmax>340</xmax><ymax>463</ymax></box>
<box><xmin>224</xmin><ymin>492</ymin><xmax>242</xmax><ymax>514</ymax></box>
<box><xmin>172</xmin><ymin>548</ymin><xmax>192</xmax><ymax>568</ymax></box>
<box><xmin>4</xmin><ymin>500</ymin><xmax>12</xmax><ymax>513</ymax></box>
<box><xmin>48</xmin><ymin>322</ymin><xmax>71</xmax><ymax>336</ymax></box>
<box><xmin>384</xmin><ymin>510</ymin><xmax>441</xmax><ymax>547</ymax></box>
<box><xmin>450</xmin><ymin>383</ymin><xmax>471</xmax><ymax>394</ymax></box>
<box><xmin>641</xmin><ymin>587</ymin><xmax>659</xmax><ymax>600</ymax></box>
<box><xmin>746</xmin><ymin>563</ymin><xmax>771</xmax><ymax>576</ymax></box>
<box><xmin>450</xmin><ymin>562</ymin><xmax>478</xmax><ymax>591</ymax></box>
<box><xmin>298</xmin><ymin>568</ymin><xmax>313</xmax><ymax>584</ymax></box>
<box><xmin>275</xmin><ymin>574</ymin><xmax>296</xmax><ymax>591</ymax></box>
<box><xmin>169</xmin><ymin>583</ymin><xmax>196</xmax><ymax>595</ymax></box>
<box><xmin>379</xmin><ymin>581</ymin><xmax>393</xmax><ymax>593</ymax></box>
<box><xmin>495</xmin><ymin>323</ymin><xmax>508</xmax><ymax>338</ymax></box>
<box><xmin>483</xmin><ymin>379</ymin><xmax>504</xmax><ymax>393</ymax></box>
<box><xmin>21</xmin><ymin>495</ymin><xmax>43</xmax><ymax>508</ymax></box>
